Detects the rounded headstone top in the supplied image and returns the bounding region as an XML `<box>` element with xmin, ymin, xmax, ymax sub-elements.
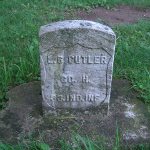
<box><xmin>39</xmin><ymin>20</ymin><xmax>115</xmax><ymax>36</ymax></box>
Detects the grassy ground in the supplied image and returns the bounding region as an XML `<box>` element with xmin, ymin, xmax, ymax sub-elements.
<box><xmin>112</xmin><ymin>20</ymin><xmax>150</xmax><ymax>109</ymax></box>
<box><xmin>0</xmin><ymin>0</ymin><xmax>150</xmax><ymax>148</ymax></box>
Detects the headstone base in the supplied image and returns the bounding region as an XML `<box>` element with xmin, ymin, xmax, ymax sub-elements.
<box><xmin>42</xmin><ymin>103</ymin><xmax>108</xmax><ymax>116</ymax></box>
<box><xmin>1</xmin><ymin>80</ymin><xmax>150</xmax><ymax>148</ymax></box>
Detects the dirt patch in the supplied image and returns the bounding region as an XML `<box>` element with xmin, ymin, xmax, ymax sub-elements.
<box><xmin>75</xmin><ymin>5</ymin><xmax>150</xmax><ymax>25</ymax></box>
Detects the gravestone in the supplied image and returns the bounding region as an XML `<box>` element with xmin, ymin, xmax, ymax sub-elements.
<box><xmin>39</xmin><ymin>20</ymin><xmax>116</xmax><ymax>116</ymax></box>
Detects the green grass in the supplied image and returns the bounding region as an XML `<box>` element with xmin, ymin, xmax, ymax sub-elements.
<box><xmin>112</xmin><ymin>19</ymin><xmax>150</xmax><ymax>107</ymax></box>
<box><xmin>105</xmin><ymin>0</ymin><xmax>150</xmax><ymax>9</ymax></box>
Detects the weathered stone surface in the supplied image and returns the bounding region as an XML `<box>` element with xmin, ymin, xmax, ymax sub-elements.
<box><xmin>39</xmin><ymin>20</ymin><xmax>116</xmax><ymax>115</ymax></box>
<box><xmin>0</xmin><ymin>80</ymin><xmax>150</xmax><ymax>148</ymax></box>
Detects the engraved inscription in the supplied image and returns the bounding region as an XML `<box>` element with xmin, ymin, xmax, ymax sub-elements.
<box><xmin>49</xmin><ymin>94</ymin><xmax>100</xmax><ymax>102</ymax></box>
<box><xmin>82</xmin><ymin>75</ymin><xmax>90</xmax><ymax>83</ymax></box>
<box><xmin>61</xmin><ymin>75</ymin><xmax>76</xmax><ymax>83</ymax></box>
<box><xmin>47</xmin><ymin>56</ymin><xmax>63</xmax><ymax>64</ymax></box>
<box><xmin>47</xmin><ymin>55</ymin><xmax>107</xmax><ymax>64</ymax></box>
<box><xmin>58</xmin><ymin>75</ymin><xmax>91</xmax><ymax>83</ymax></box>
